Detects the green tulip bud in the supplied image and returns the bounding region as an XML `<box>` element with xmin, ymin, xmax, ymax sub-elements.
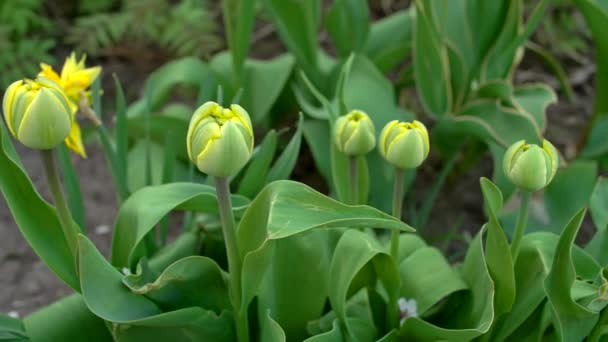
<box><xmin>379</xmin><ymin>120</ymin><xmax>430</xmax><ymax>169</ymax></box>
<box><xmin>334</xmin><ymin>110</ymin><xmax>376</xmax><ymax>156</ymax></box>
<box><xmin>187</xmin><ymin>101</ymin><xmax>254</xmax><ymax>177</ymax></box>
<box><xmin>503</xmin><ymin>139</ymin><xmax>559</xmax><ymax>192</ymax></box>
<box><xmin>2</xmin><ymin>78</ymin><xmax>72</xmax><ymax>150</ymax></box>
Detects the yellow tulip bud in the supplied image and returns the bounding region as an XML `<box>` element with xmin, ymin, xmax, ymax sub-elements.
<box><xmin>503</xmin><ymin>139</ymin><xmax>559</xmax><ymax>192</ymax></box>
<box><xmin>2</xmin><ymin>78</ymin><xmax>72</xmax><ymax>150</ymax></box>
<box><xmin>379</xmin><ymin>120</ymin><xmax>430</xmax><ymax>169</ymax></box>
<box><xmin>187</xmin><ymin>101</ymin><xmax>254</xmax><ymax>177</ymax></box>
<box><xmin>334</xmin><ymin>110</ymin><xmax>376</xmax><ymax>156</ymax></box>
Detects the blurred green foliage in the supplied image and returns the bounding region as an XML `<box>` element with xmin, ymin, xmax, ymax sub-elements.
<box><xmin>0</xmin><ymin>0</ymin><xmax>55</xmax><ymax>88</ymax></box>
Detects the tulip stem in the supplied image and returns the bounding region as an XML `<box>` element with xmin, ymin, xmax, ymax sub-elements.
<box><xmin>390</xmin><ymin>168</ymin><xmax>405</xmax><ymax>260</ymax></box>
<box><xmin>214</xmin><ymin>176</ymin><xmax>248</xmax><ymax>342</ymax></box>
<box><xmin>510</xmin><ymin>190</ymin><xmax>531</xmax><ymax>263</ymax></box>
<box><xmin>41</xmin><ymin>150</ymin><xmax>79</xmax><ymax>265</ymax></box>
<box><xmin>349</xmin><ymin>156</ymin><xmax>359</xmax><ymax>205</ymax></box>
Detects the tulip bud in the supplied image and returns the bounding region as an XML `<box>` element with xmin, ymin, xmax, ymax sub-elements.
<box><xmin>187</xmin><ymin>101</ymin><xmax>254</xmax><ymax>177</ymax></box>
<box><xmin>503</xmin><ymin>139</ymin><xmax>559</xmax><ymax>192</ymax></box>
<box><xmin>379</xmin><ymin>120</ymin><xmax>430</xmax><ymax>169</ymax></box>
<box><xmin>3</xmin><ymin>78</ymin><xmax>72</xmax><ymax>150</ymax></box>
<box><xmin>334</xmin><ymin>110</ymin><xmax>376</xmax><ymax>156</ymax></box>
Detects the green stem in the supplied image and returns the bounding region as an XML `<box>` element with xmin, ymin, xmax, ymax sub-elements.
<box><xmin>510</xmin><ymin>190</ymin><xmax>531</xmax><ymax>263</ymax></box>
<box><xmin>348</xmin><ymin>156</ymin><xmax>359</xmax><ymax>205</ymax></box>
<box><xmin>41</xmin><ymin>150</ymin><xmax>79</xmax><ymax>264</ymax></box>
<box><xmin>390</xmin><ymin>168</ymin><xmax>405</xmax><ymax>260</ymax></box>
<box><xmin>388</xmin><ymin>168</ymin><xmax>405</xmax><ymax>330</ymax></box>
<box><xmin>214</xmin><ymin>177</ymin><xmax>248</xmax><ymax>342</ymax></box>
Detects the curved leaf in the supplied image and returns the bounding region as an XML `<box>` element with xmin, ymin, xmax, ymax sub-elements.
<box><xmin>111</xmin><ymin>182</ymin><xmax>249</xmax><ymax>269</ymax></box>
<box><xmin>0</xmin><ymin>122</ymin><xmax>79</xmax><ymax>290</ymax></box>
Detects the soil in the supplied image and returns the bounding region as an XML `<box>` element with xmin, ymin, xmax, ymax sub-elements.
<box><xmin>0</xmin><ymin>0</ymin><xmax>599</xmax><ymax>319</ymax></box>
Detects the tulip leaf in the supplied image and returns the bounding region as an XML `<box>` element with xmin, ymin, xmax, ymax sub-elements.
<box><xmin>261</xmin><ymin>311</ymin><xmax>286</xmax><ymax>342</ymax></box>
<box><xmin>414</xmin><ymin>0</ymin><xmax>451</xmax><ymax>117</ymax></box>
<box><xmin>545</xmin><ymin>209</ymin><xmax>601</xmax><ymax>341</ymax></box>
<box><xmin>265</xmin><ymin>114</ymin><xmax>303</xmax><ymax>183</ymax></box>
<box><xmin>255</xmin><ymin>230</ymin><xmax>336</xmax><ymax>340</ymax></box>
<box><xmin>575</xmin><ymin>0</ymin><xmax>608</xmax><ymax>114</ymax></box>
<box><xmin>128</xmin><ymin>58</ymin><xmax>212</xmax><ymax>115</ymax></box>
<box><xmin>259</xmin><ymin>0</ymin><xmax>321</xmax><ymax>85</ymax></box>
<box><xmin>23</xmin><ymin>294</ymin><xmax>111</xmax><ymax>342</ymax></box>
<box><xmin>56</xmin><ymin>143</ymin><xmax>85</xmax><ymax>229</ymax></box>
<box><xmin>113</xmin><ymin>307</ymin><xmax>235</xmax><ymax>342</ymax></box>
<box><xmin>480</xmin><ymin>178</ymin><xmax>515</xmax><ymax>316</ymax></box>
<box><xmin>79</xmin><ymin>235</ymin><xmax>163</xmax><ymax>322</ymax></box>
<box><xmin>123</xmin><ymin>256</ymin><xmax>231</xmax><ymax>313</ymax></box>
<box><xmin>222</xmin><ymin>0</ymin><xmax>256</xmax><ymax>85</ymax></box>
<box><xmin>586</xmin><ymin>178</ymin><xmax>608</xmax><ymax>264</ymax></box>
<box><xmin>0</xmin><ymin>314</ymin><xmax>27</xmax><ymax>341</ymax></box>
<box><xmin>329</xmin><ymin>230</ymin><xmax>399</xmax><ymax>338</ymax></box>
<box><xmin>0</xmin><ymin>122</ymin><xmax>79</xmax><ymax>290</ymax></box>
<box><xmin>238</xmin><ymin>181</ymin><xmax>413</xmax><ymax>332</ymax></box>
<box><xmin>400</xmin><ymin>231</ymin><xmax>494</xmax><ymax>341</ymax></box>
<box><xmin>210</xmin><ymin>52</ymin><xmax>295</xmax><ymax>124</ymax></box>
<box><xmin>365</xmin><ymin>9</ymin><xmax>413</xmax><ymax>73</ymax></box>
<box><xmin>111</xmin><ymin>182</ymin><xmax>249</xmax><ymax>269</ymax></box>
<box><xmin>237</xmin><ymin>129</ymin><xmax>278</xmax><ymax>198</ymax></box>
<box><xmin>303</xmin><ymin>320</ymin><xmax>344</xmax><ymax>341</ymax></box>
<box><xmin>324</xmin><ymin>0</ymin><xmax>370</xmax><ymax>58</ymax></box>
<box><xmin>399</xmin><ymin>246</ymin><xmax>468</xmax><ymax>315</ymax></box>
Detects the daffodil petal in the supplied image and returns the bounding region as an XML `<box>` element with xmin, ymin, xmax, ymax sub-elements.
<box><xmin>65</xmin><ymin>120</ymin><xmax>87</xmax><ymax>158</ymax></box>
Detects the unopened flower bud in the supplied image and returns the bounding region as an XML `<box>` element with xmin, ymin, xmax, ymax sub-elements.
<box><xmin>3</xmin><ymin>78</ymin><xmax>72</xmax><ymax>150</ymax></box>
<box><xmin>503</xmin><ymin>139</ymin><xmax>559</xmax><ymax>192</ymax></box>
<box><xmin>379</xmin><ymin>120</ymin><xmax>429</xmax><ymax>169</ymax></box>
<box><xmin>334</xmin><ymin>110</ymin><xmax>376</xmax><ymax>156</ymax></box>
<box><xmin>187</xmin><ymin>101</ymin><xmax>254</xmax><ymax>177</ymax></box>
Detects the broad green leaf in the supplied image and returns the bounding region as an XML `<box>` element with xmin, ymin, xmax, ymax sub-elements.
<box><xmin>479</xmin><ymin>0</ymin><xmax>520</xmax><ymax>81</ymax></box>
<box><xmin>261</xmin><ymin>311</ymin><xmax>286</xmax><ymax>342</ymax></box>
<box><xmin>465</xmin><ymin>1</ymin><xmax>509</xmax><ymax>68</ymax></box>
<box><xmin>128</xmin><ymin>58</ymin><xmax>211</xmax><ymax>115</ymax></box>
<box><xmin>111</xmin><ymin>182</ymin><xmax>249</xmax><ymax>269</ymax></box>
<box><xmin>24</xmin><ymin>294</ymin><xmax>111</xmax><ymax>342</ymax></box>
<box><xmin>256</xmin><ymin>230</ymin><xmax>335</xmax><ymax>340</ymax></box>
<box><xmin>304</xmin><ymin>320</ymin><xmax>344</xmax><ymax>341</ymax></box>
<box><xmin>123</xmin><ymin>256</ymin><xmax>230</xmax><ymax>313</ymax></box>
<box><xmin>480</xmin><ymin>178</ymin><xmax>515</xmax><ymax>316</ymax></box>
<box><xmin>587</xmin><ymin>178</ymin><xmax>608</xmax><ymax>264</ymax></box>
<box><xmin>265</xmin><ymin>114</ymin><xmax>303</xmax><ymax>183</ymax></box>
<box><xmin>365</xmin><ymin>9</ymin><xmax>413</xmax><ymax>72</ymax></box>
<box><xmin>210</xmin><ymin>53</ymin><xmax>295</xmax><ymax>124</ymax></box>
<box><xmin>0</xmin><ymin>122</ymin><xmax>79</xmax><ymax>290</ymax></box>
<box><xmin>399</xmin><ymin>246</ymin><xmax>468</xmax><ymax>314</ymax></box>
<box><xmin>0</xmin><ymin>314</ymin><xmax>26</xmax><ymax>341</ymax></box>
<box><xmin>222</xmin><ymin>0</ymin><xmax>256</xmax><ymax>86</ymax></box>
<box><xmin>545</xmin><ymin>209</ymin><xmax>600</xmax><ymax>341</ymax></box>
<box><xmin>329</xmin><ymin>230</ymin><xmax>399</xmax><ymax>339</ymax></box>
<box><xmin>148</xmin><ymin>231</ymin><xmax>201</xmax><ymax>273</ymax></box>
<box><xmin>414</xmin><ymin>0</ymin><xmax>451</xmax><ymax>117</ymax></box>
<box><xmin>237</xmin><ymin>180</ymin><xmax>414</xmax><ymax>259</ymax></box>
<box><xmin>512</xmin><ymin>84</ymin><xmax>555</xmax><ymax>132</ymax></box>
<box><xmin>260</xmin><ymin>0</ymin><xmax>321</xmax><ymax>85</ymax></box>
<box><xmin>325</xmin><ymin>0</ymin><xmax>369</xmax><ymax>57</ymax></box>
<box><xmin>113</xmin><ymin>308</ymin><xmax>235</xmax><ymax>342</ymax></box>
<box><xmin>238</xmin><ymin>181</ymin><xmax>413</xmax><ymax>324</ymax></box>
<box><xmin>492</xmin><ymin>231</ymin><xmax>601</xmax><ymax>340</ymax></box>
<box><xmin>127</xmin><ymin>111</ymin><xmax>190</xmax><ymax>161</ymax></box>
<box><xmin>575</xmin><ymin>0</ymin><xmax>608</xmax><ymax>114</ymax></box>
<box><xmin>238</xmin><ymin>130</ymin><xmax>279</xmax><ymax>198</ymax></box>
<box><xmin>400</xmin><ymin>231</ymin><xmax>494</xmax><ymax>341</ymax></box>
<box><xmin>79</xmin><ymin>235</ymin><xmax>162</xmax><ymax>322</ymax></box>
<box><xmin>581</xmin><ymin>116</ymin><xmax>608</xmax><ymax>159</ymax></box>
<box><xmin>302</xmin><ymin>119</ymin><xmax>332</xmax><ymax>185</ymax></box>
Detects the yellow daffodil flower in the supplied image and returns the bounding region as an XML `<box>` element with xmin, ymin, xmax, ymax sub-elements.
<box><xmin>38</xmin><ymin>53</ymin><xmax>101</xmax><ymax>158</ymax></box>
